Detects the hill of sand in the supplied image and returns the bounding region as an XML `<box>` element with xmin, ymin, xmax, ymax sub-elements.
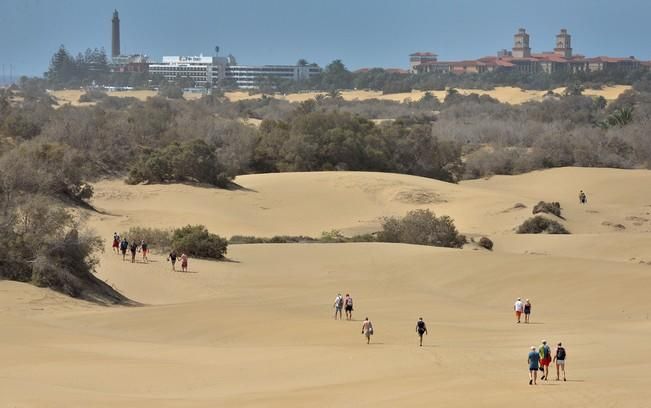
<box><xmin>48</xmin><ymin>89</ymin><xmax>203</xmax><ymax>107</ymax></box>
<box><xmin>3</xmin><ymin>168</ymin><xmax>651</xmax><ymax>407</ymax></box>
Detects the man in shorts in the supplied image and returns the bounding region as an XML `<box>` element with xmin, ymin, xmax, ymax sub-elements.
<box><xmin>333</xmin><ymin>293</ymin><xmax>343</xmax><ymax>320</ymax></box>
<box><xmin>120</xmin><ymin>238</ymin><xmax>129</xmax><ymax>261</ymax></box>
<box><xmin>168</xmin><ymin>251</ymin><xmax>177</xmax><ymax>271</ymax></box>
<box><xmin>514</xmin><ymin>297</ymin><xmax>524</xmax><ymax>323</ymax></box>
<box><xmin>554</xmin><ymin>342</ymin><xmax>567</xmax><ymax>381</ymax></box>
<box><xmin>141</xmin><ymin>240</ymin><xmax>149</xmax><ymax>263</ymax></box>
<box><xmin>539</xmin><ymin>340</ymin><xmax>552</xmax><ymax>380</ymax></box>
<box><xmin>129</xmin><ymin>241</ymin><xmax>138</xmax><ymax>263</ymax></box>
<box><xmin>416</xmin><ymin>317</ymin><xmax>428</xmax><ymax>347</ymax></box>
<box><xmin>344</xmin><ymin>294</ymin><xmax>353</xmax><ymax>320</ymax></box>
<box><xmin>528</xmin><ymin>346</ymin><xmax>540</xmax><ymax>385</ymax></box>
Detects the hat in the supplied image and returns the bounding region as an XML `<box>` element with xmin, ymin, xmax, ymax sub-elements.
<box><xmin>531</xmin><ymin>346</ymin><xmax>536</xmax><ymax>350</ymax></box>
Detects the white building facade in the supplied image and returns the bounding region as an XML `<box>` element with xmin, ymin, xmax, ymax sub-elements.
<box><xmin>149</xmin><ymin>55</ymin><xmax>322</xmax><ymax>89</ymax></box>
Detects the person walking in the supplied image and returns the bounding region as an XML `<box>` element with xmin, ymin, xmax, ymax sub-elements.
<box><xmin>141</xmin><ymin>240</ymin><xmax>149</xmax><ymax>263</ymax></box>
<box><xmin>120</xmin><ymin>238</ymin><xmax>129</xmax><ymax>261</ymax></box>
<box><xmin>129</xmin><ymin>240</ymin><xmax>138</xmax><ymax>263</ymax></box>
<box><xmin>361</xmin><ymin>317</ymin><xmax>374</xmax><ymax>344</ymax></box>
<box><xmin>112</xmin><ymin>233</ymin><xmax>120</xmax><ymax>254</ymax></box>
<box><xmin>579</xmin><ymin>190</ymin><xmax>587</xmax><ymax>204</ymax></box>
<box><xmin>528</xmin><ymin>346</ymin><xmax>540</xmax><ymax>385</ymax></box>
<box><xmin>168</xmin><ymin>251</ymin><xmax>178</xmax><ymax>271</ymax></box>
<box><xmin>180</xmin><ymin>253</ymin><xmax>188</xmax><ymax>272</ymax></box>
<box><xmin>539</xmin><ymin>340</ymin><xmax>552</xmax><ymax>381</ymax></box>
<box><xmin>333</xmin><ymin>293</ymin><xmax>344</xmax><ymax>320</ymax></box>
<box><xmin>514</xmin><ymin>297</ymin><xmax>524</xmax><ymax>323</ymax></box>
<box><xmin>524</xmin><ymin>299</ymin><xmax>532</xmax><ymax>323</ymax></box>
<box><xmin>416</xmin><ymin>317</ymin><xmax>428</xmax><ymax>347</ymax></box>
<box><xmin>344</xmin><ymin>294</ymin><xmax>354</xmax><ymax>320</ymax></box>
<box><xmin>554</xmin><ymin>342</ymin><xmax>567</xmax><ymax>381</ymax></box>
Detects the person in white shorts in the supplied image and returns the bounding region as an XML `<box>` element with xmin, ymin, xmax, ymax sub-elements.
<box><xmin>514</xmin><ymin>297</ymin><xmax>524</xmax><ymax>323</ymax></box>
<box><xmin>554</xmin><ymin>342</ymin><xmax>567</xmax><ymax>381</ymax></box>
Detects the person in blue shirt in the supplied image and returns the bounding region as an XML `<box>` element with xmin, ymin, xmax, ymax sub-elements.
<box><xmin>528</xmin><ymin>346</ymin><xmax>540</xmax><ymax>385</ymax></box>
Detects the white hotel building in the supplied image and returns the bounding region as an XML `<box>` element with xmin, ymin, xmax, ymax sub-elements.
<box><xmin>148</xmin><ymin>55</ymin><xmax>322</xmax><ymax>89</ymax></box>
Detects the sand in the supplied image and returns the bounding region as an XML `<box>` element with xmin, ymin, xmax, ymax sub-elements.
<box><xmin>3</xmin><ymin>168</ymin><xmax>651</xmax><ymax>407</ymax></box>
<box><xmin>48</xmin><ymin>89</ymin><xmax>203</xmax><ymax>107</ymax></box>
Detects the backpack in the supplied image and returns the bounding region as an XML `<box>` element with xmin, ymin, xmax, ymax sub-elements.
<box><xmin>541</xmin><ymin>345</ymin><xmax>551</xmax><ymax>359</ymax></box>
<box><xmin>557</xmin><ymin>347</ymin><xmax>566</xmax><ymax>360</ymax></box>
<box><xmin>346</xmin><ymin>297</ymin><xmax>353</xmax><ymax>307</ymax></box>
<box><xmin>120</xmin><ymin>241</ymin><xmax>128</xmax><ymax>250</ymax></box>
<box><xmin>335</xmin><ymin>296</ymin><xmax>343</xmax><ymax>307</ymax></box>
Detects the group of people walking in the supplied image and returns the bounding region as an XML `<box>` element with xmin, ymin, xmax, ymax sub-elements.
<box><xmin>516</xmin><ymin>298</ymin><xmax>569</xmax><ymax>384</ymax></box>
<box><xmin>110</xmin><ymin>232</ymin><xmax>189</xmax><ymax>272</ymax></box>
<box><xmin>528</xmin><ymin>340</ymin><xmax>567</xmax><ymax>385</ymax></box>
<box><xmin>332</xmin><ymin>293</ymin><xmax>428</xmax><ymax>346</ymax></box>
<box><xmin>514</xmin><ymin>297</ymin><xmax>533</xmax><ymax>323</ymax></box>
<box><xmin>112</xmin><ymin>233</ymin><xmax>149</xmax><ymax>264</ymax></box>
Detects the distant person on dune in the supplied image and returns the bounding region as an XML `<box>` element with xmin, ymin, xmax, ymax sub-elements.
<box><xmin>344</xmin><ymin>294</ymin><xmax>354</xmax><ymax>320</ymax></box>
<box><xmin>554</xmin><ymin>342</ymin><xmax>567</xmax><ymax>381</ymax></box>
<box><xmin>180</xmin><ymin>253</ymin><xmax>188</xmax><ymax>272</ymax></box>
<box><xmin>524</xmin><ymin>299</ymin><xmax>532</xmax><ymax>323</ymax></box>
<box><xmin>539</xmin><ymin>340</ymin><xmax>552</xmax><ymax>381</ymax></box>
<box><xmin>333</xmin><ymin>293</ymin><xmax>344</xmax><ymax>320</ymax></box>
<box><xmin>514</xmin><ymin>297</ymin><xmax>524</xmax><ymax>323</ymax></box>
<box><xmin>167</xmin><ymin>251</ymin><xmax>178</xmax><ymax>271</ymax></box>
<box><xmin>528</xmin><ymin>346</ymin><xmax>540</xmax><ymax>385</ymax></box>
<box><xmin>579</xmin><ymin>190</ymin><xmax>587</xmax><ymax>204</ymax></box>
<box><xmin>361</xmin><ymin>317</ymin><xmax>373</xmax><ymax>344</ymax></box>
<box><xmin>120</xmin><ymin>238</ymin><xmax>129</xmax><ymax>261</ymax></box>
<box><xmin>129</xmin><ymin>241</ymin><xmax>138</xmax><ymax>263</ymax></box>
<box><xmin>141</xmin><ymin>240</ymin><xmax>148</xmax><ymax>263</ymax></box>
<box><xmin>112</xmin><ymin>233</ymin><xmax>120</xmax><ymax>254</ymax></box>
<box><xmin>416</xmin><ymin>317</ymin><xmax>428</xmax><ymax>347</ymax></box>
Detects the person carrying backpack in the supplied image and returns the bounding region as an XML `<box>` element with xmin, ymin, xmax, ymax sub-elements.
<box><xmin>333</xmin><ymin>293</ymin><xmax>344</xmax><ymax>320</ymax></box>
<box><xmin>120</xmin><ymin>238</ymin><xmax>129</xmax><ymax>261</ymax></box>
<box><xmin>416</xmin><ymin>317</ymin><xmax>428</xmax><ymax>347</ymax></box>
<box><xmin>539</xmin><ymin>340</ymin><xmax>552</xmax><ymax>381</ymax></box>
<box><xmin>554</xmin><ymin>342</ymin><xmax>567</xmax><ymax>381</ymax></box>
<box><xmin>344</xmin><ymin>294</ymin><xmax>354</xmax><ymax>320</ymax></box>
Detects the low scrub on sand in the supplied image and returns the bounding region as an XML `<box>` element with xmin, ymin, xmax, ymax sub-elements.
<box><xmin>532</xmin><ymin>201</ymin><xmax>563</xmax><ymax>218</ymax></box>
<box><xmin>229</xmin><ymin>235</ymin><xmax>318</xmax><ymax>244</ymax></box>
<box><xmin>479</xmin><ymin>236</ymin><xmax>494</xmax><ymax>250</ymax></box>
<box><xmin>516</xmin><ymin>216</ymin><xmax>570</xmax><ymax>234</ymax></box>
<box><xmin>171</xmin><ymin>225</ymin><xmax>228</xmax><ymax>259</ymax></box>
<box><xmin>0</xmin><ymin>197</ymin><xmax>131</xmax><ymax>304</ymax></box>
<box><xmin>125</xmin><ymin>225</ymin><xmax>228</xmax><ymax>259</ymax></box>
<box><xmin>377</xmin><ymin>209</ymin><xmax>466</xmax><ymax>248</ymax></box>
<box><xmin>124</xmin><ymin>226</ymin><xmax>174</xmax><ymax>252</ymax></box>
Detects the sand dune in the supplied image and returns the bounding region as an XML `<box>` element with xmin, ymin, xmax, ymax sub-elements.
<box><xmin>3</xmin><ymin>167</ymin><xmax>651</xmax><ymax>407</ymax></box>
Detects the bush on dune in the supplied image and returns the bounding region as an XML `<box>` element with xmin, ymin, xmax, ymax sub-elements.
<box><xmin>377</xmin><ymin>209</ymin><xmax>466</xmax><ymax>248</ymax></box>
<box><xmin>516</xmin><ymin>216</ymin><xmax>570</xmax><ymax>234</ymax></box>
<box><xmin>532</xmin><ymin>201</ymin><xmax>563</xmax><ymax>218</ymax></box>
<box><xmin>171</xmin><ymin>225</ymin><xmax>228</xmax><ymax>259</ymax></box>
<box><xmin>124</xmin><ymin>226</ymin><xmax>174</xmax><ymax>252</ymax></box>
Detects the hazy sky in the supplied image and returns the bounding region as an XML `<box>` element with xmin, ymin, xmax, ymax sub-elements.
<box><xmin>1</xmin><ymin>0</ymin><xmax>651</xmax><ymax>76</ymax></box>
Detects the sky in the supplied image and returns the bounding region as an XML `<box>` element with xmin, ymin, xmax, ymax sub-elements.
<box><xmin>1</xmin><ymin>0</ymin><xmax>651</xmax><ymax>77</ymax></box>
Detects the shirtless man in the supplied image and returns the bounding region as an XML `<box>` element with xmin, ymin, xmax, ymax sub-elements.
<box><xmin>361</xmin><ymin>317</ymin><xmax>373</xmax><ymax>344</ymax></box>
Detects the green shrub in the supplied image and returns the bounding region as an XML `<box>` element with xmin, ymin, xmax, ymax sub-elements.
<box><xmin>171</xmin><ymin>225</ymin><xmax>228</xmax><ymax>259</ymax></box>
<box><xmin>516</xmin><ymin>216</ymin><xmax>570</xmax><ymax>234</ymax></box>
<box><xmin>532</xmin><ymin>201</ymin><xmax>562</xmax><ymax>218</ymax></box>
<box><xmin>127</xmin><ymin>139</ymin><xmax>232</xmax><ymax>187</ymax></box>
<box><xmin>124</xmin><ymin>226</ymin><xmax>174</xmax><ymax>252</ymax></box>
<box><xmin>377</xmin><ymin>209</ymin><xmax>466</xmax><ymax>248</ymax></box>
<box><xmin>229</xmin><ymin>235</ymin><xmax>317</xmax><ymax>244</ymax></box>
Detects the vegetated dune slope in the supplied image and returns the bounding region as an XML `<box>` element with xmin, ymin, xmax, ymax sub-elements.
<box><xmin>3</xmin><ymin>168</ymin><xmax>651</xmax><ymax>407</ymax></box>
